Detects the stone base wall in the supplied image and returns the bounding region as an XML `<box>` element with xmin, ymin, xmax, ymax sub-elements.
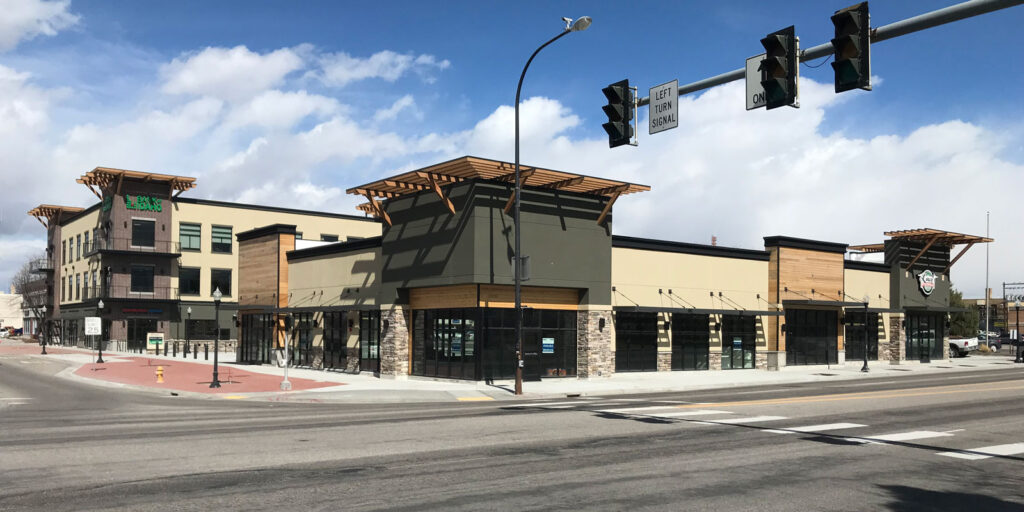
<box><xmin>380</xmin><ymin>305</ymin><xmax>410</xmax><ymax>378</ymax></box>
<box><xmin>657</xmin><ymin>352</ymin><xmax>672</xmax><ymax>371</ymax></box>
<box><xmin>346</xmin><ymin>347</ymin><xmax>360</xmax><ymax>373</ymax></box>
<box><xmin>577</xmin><ymin>310</ymin><xmax>613</xmax><ymax>378</ymax></box>
<box><xmin>709</xmin><ymin>352</ymin><xmax>722</xmax><ymax>371</ymax></box>
<box><xmin>887</xmin><ymin>314</ymin><xmax>906</xmax><ymax>364</ymax></box>
<box><xmin>755</xmin><ymin>352</ymin><xmax>768</xmax><ymax>370</ymax></box>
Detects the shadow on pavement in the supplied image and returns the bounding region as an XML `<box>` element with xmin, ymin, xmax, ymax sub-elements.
<box><xmin>880</xmin><ymin>484</ymin><xmax>1023</xmax><ymax>512</ymax></box>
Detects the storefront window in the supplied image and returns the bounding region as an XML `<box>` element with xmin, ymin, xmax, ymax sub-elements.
<box><xmin>359</xmin><ymin>310</ymin><xmax>380</xmax><ymax>372</ymax></box>
<box><xmin>721</xmin><ymin>315</ymin><xmax>756</xmax><ymax>369</ymax></box>
<box><xmin>845</xmin><ymin>311</ymin><xmax>879</xmax><ymax>361</ymax></box>
<box><xmin>906</xmin><ymin>312</ymin><xmax>945</xmax><ymax>362</ymax></box>
<box><xmin>785</xmin><ymin>309</ymin><xmax>838</xmax><ymax>365</ymax></box>
<box><xmin>615</xmin><ymin>311</ymin><xmax>658</xmax><ymax>372</ymax></box>
<box><xmin>672</xmin><ymin>313</ymin><xmax>709</xmax><ymax>370</ymax></box>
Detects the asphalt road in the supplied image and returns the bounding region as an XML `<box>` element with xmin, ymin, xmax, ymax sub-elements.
<box><xmin>2</xmin><ymin>353</ymin><xmax>1024</xmax><ymax>511</ymax></box>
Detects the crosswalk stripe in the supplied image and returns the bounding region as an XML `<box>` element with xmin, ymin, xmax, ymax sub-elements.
<box><xmin>507</xmin><ymin>401</ymin><xmax>583</xmax><ymax>408</ymax></box>
<box><xmin>861</xmin><ymin>431</ymin><xmax>954</xmax><ymax>443</ymax></box>
<box><xmin>937</xmin><ymin>443</ymin><xmax>1024</xmax><ymax>460</ymax></box>
<box><xmin>763</xmin><ymin>423</ymin><xmax>866</xmax><ymax>434</ymax></box>
<box><xmin>599</xmin><ymin>405</ymin><xmax>682</xmax><ymax>414</ymax></box>
<box><xmin>646</xmin><ymin>410</ymin><xmax>734</xmax><ymax>418</ymax></box>
<box><xmin>703</xmin><ymin>416</ymin><xmax>788</xmax><ymax>424</ymax></box>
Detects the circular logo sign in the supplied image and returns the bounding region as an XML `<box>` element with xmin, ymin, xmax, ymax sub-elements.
<box><xmin>918</xmin><ymin>269</ymin><xmax>936</xmax><ymax>296</ymax></box>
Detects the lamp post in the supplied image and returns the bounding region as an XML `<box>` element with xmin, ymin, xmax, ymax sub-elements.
<box><xmin>186</xmin><ymin>306</ymin><xmax>192</xmax><ymax>356</ymax></box>
<box><xmin>40</xmin><ymin>305</ymin><xmax>47</xmax><ymax>355</ymax></box>
<box><xmin>210</xmin><ymin>287</ymin><xmax>222</xmax><ymax>388</ymax></box>
<box><xmin>1014</xmin><ymin>300</ymin><xmax>1022</xmax><ymax>363</ymax></box>
<box><xmin>96</xmin><ymin>299</ymin><xmax>104</xmax><ymax>364</ymax></box>
<box><xmin>860</xmin><ymin>295</ymin><xmax>870</xmax><ymax>372</ymax></box>
<box><xmin>513</xmin><ymin>15</ymin><xmax>591</xmax><ymax>396</ymax></box>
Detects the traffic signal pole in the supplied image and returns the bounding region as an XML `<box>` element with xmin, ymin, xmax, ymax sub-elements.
<box><xmin>634</xmin><ymin>0</ymin><xmax>1023</xmax><ymax>108</ymax></box>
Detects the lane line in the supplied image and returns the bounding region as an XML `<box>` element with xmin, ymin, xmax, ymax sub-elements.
<box><xmin>646</xmin><ymin>410</ymin><xmax>734</xmax><ymax>418</ymax></box>
<box><xmin>674</xmin><ymin>382</ymin><xmax>1024</xmax><ymax>409</ymax></box>
<box><xmin>599</xmin><ymin>405</ymin><xmax>683</xmax><ymax>414</ymax></box>
<box><xmin>0</xmin><ymin>398</ymin><xmax>33</xmax><ymax>401</ymax></box>
<box><xmin>506</xmin><ymin>401</ymin><xmax>584</xmax><ymax>408</ymax></box>
<box><xmin>861</xmin><ymin>430</ymin><xmax>954</xmax><ymax>443</ymax></box>
<box><xmin>763</xmin><ymin>423</ymin><xmax>867</xmax><ymax>435</ymax></box>
<box><xmin>704</xmin><ymin>416</ymin><xmax>788</xmax><ymax>424</ymax></box>
<box><xmin>937</xmin><ymin>443</ymin><xmax>1024</xmax><ymax>460</ymax></box>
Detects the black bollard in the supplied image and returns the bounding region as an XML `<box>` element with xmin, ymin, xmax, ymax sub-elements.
<box><xmin>193</xmin><ymin>344</ymin><xmax>197</xmax><ymax>359</ymax></box>
<box><xmin>173</xmin><ymin>342</ymin><xmax>177</xmax><ymax>357</ymax></box>
<box><xmin>163</xmin><ymin>342</ymin><xmax>168</xmax><ymax>356</ymax></box>
<box><xmin>204</xmin><ymin>344</ymin><xmax>209</xmax><ymax>361</ymax></box>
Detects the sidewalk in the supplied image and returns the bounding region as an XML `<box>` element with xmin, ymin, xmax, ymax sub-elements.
<box><xmin>3</xmin><ymin>338</ymin><xmax>1021</xmax><ymax>403</ymax></box>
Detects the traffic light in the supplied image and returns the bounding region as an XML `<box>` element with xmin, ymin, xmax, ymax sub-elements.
<box><xmin>602</xmin><ymin>79</ymin><xmax>633</xmax><ymax>148</ymax></box>
<box><xmin>760</xmin><ymin>26</ymin><xmax>798</xmax><ymax>110</ymax></box>
<box><xmin>831</xmin><ymin>2</ymin><xmax>871</xmax><ymax>93</ymax></box>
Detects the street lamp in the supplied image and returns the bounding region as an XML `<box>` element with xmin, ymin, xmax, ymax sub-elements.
<box><xmin>210</xmin><ymin>287</ymin><xmax>222</xmax><ymax>388</ymax></box>
<box><xmin>1014</xmin><ymin>300</ymin><xmax>1022</xmax><ymax>363</ymax></box>
<box><xmin>96</xmin><ymin>299</ymin><xmax>104</xmax><ymax>364</ymax></box>
<box><xmin>513</xmin><ymin>15</ymin><xmax>591</xmax><ymax>396</ymax></box>
<box><xmin>861</xmin><ymin>295</ymin><xmax>870</xmax><ymax>373</ymax></box>
<box><xmin>186</xmin><ymin>306</ymin><xmax>192</xmax><ymax>356</ymax></box>
<box><xmin>40</xmin><ymin>305</ymin><xmax>47</xmax><ymax>355</ymax></box>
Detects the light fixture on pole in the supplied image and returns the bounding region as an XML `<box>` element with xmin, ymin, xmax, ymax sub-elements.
<box><xmin>186</xmin><ymin>306</ymin><xmax>192</xmax><ymax>356</ymax></box>
<box><xmin>1015</xmin><ymin>300</ymin><xmax>1022</xmax><ymax>364</ymax></box>
<box><xmin>861</xmin><ymin>294</ymin><xmax>870</xmax><ymax>373</ymax></box>
<box><xmin>96</xmin><ymin>299</ymin><xmax>105</xmax><ymax>364</ymax></box>
<box><xmin>210</xmin><ymin>287</ymin><xmax>222</xmax><ymax>388</ymax></box>
<box><xmin>513</xmin><ymin>15</ymin><xmax>591</xmax><ymax>396</ymax></box>
<box><xmin>40</xmin><ymin>305</ymin><xmax>47</xmax><ymax>354</ymax></box>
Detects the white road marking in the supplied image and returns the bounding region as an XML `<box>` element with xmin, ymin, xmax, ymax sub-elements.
<box><xmin>860</xmin><ymin>431</ymin><xmax>954</xmax><ymax>443</ymax></box>
<box><xmin>763</xmin><ymin>423</ymin><xmax>867</xmax><ymax>435</ymax></box>
<box><xmin>937</xmin><ymin>443</ymin><xmax>1024</xmax><ymax>460</ymax></box>
<box><xmin>599</xmin><ymin>405</ymin><xmax>682</xmax><ymax>414</ymax></box>
<box><xmin>507</xmin><ymin>401</ymin><xmax>584</xmax><ymax>408</ymax></box>
<box><xmin>704</xmin><ymin>416</ymin><xmax>788</xmax><ymax>424</ymax></box>
<box><xmin>0</xmin><ymin>398</ymin><xmax>33</xmax><ymax>401</ymax></box>
<box><xmin>646</xmin><ymin>410</ymin><xmax>734</xmax><ymax>418</ymax></box>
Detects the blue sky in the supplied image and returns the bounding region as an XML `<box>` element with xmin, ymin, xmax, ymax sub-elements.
<box><xmin>1</xmin><ymin>0</ymin><xmax>1022</xmax><ymax>296</ymax></box>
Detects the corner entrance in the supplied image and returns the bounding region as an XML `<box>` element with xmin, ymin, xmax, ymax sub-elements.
<box><xmin>126</xmin><ymin>318</ymin><xmax>157</xmax><ymax>353</ymax></box>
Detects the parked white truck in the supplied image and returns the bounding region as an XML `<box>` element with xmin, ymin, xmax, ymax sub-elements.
<box><xmin>949</xmin><ymin>336</ymin><xmax>979</xmax><ymax>357</ymax></box>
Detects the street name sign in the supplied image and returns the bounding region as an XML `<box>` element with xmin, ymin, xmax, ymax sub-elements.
<box><xmin>745</xmin><ymin>54</ymin><xmax>766</xmax><ymax>110</ymax></box>
<box><xmin>648</xmin><ymin>80</ymin><xmax>678</xmax><ymax>134</ymax></box>
<box><xmin>85</xmin><ymin>317</ymin><xmax>101</xmax><ymax>335</ymax></box>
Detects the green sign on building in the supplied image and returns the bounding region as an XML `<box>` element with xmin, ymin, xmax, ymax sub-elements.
<box><xmin>125</xmin><ymin>195</ymin><xmax>162</xmax><ymax>212</ymax></box>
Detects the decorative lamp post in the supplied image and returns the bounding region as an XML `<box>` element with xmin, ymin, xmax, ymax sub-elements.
<box><xmin>40</xmin><ymin>305</ymin><xmax>47</xmax><ymax>355</ymax></box>
<box><xmin>513</xmin><ymin>15</ymin><xmax>591</xmax><ymax>395</ymax></box>
<box><xmin>1015</xmin><ymin>300</ymin><xmax>1022</xmax><ymax>364</ymax></box>
<box><xmin>861</xmin><ymin>295</ymin><xmax>870</xmax><ymax>372</ymax></box>
<box><xmin>96</xmin><ymin>299</ymin><xmax>105</xmax><ymax>364</ymax></box>
<box><xmin>210</xmin><ymin>287</ymin><xmax>222</xmax><ymax>388</ymax></box>
<box><xmin>186</xmin><ymin>306</ymin><xmax>192</xmax><ymax>356</ymax></box>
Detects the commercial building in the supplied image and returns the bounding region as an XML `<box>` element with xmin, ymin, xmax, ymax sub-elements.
<box><xmin>28</xmin><ymin>168</ymin><xmax>380</xmax><ymax>350</ymax></box>
<box><xmin>231</xmin><ymin>156</ymin><xmax>993</xmax><ymax>380</ymax></box>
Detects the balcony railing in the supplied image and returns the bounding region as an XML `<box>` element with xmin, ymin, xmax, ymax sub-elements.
<box><xmin>86</xmin><ymin>285</ymin><xmax>179</xmax><ymax>301</ymax></box>
<box><xmin>84</xmin><ymin>238</ymin><xmax>180</xmax><ymax>256</ymax></box>
<box><xmin>29</xmin><ymin>258</ymin><xmax>55</xmax><ymax>273</ymax></box>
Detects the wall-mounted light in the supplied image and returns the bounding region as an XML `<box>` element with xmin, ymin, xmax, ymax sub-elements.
<box><xmin>599</xmin><ymin>317</ymin><xmax>605</xmax><ymax>332</ymax></box>
<box><xmin>383</xmin><ymin>319</ymin><xmax>390</xmax><ymax>335</ymax></box>
<box><xmin>780</xmin><ymin>324</ymin><xmax>786</xmax><ymax>335</ymax></box>
<box><xmin>664</xmin><ymin>321</ymin><xmax>671</xmax><ymax>332</ymax></box>
<box><xmin>714</xmin><ymin>322</ymin><xmax>721</xmax><ymax>332</ymax></box>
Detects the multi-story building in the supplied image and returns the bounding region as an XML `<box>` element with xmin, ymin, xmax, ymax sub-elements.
<box><xmin>28</xmin><ymin>167</ymin><xmax>380</xmax><ymax>350</ymax></box>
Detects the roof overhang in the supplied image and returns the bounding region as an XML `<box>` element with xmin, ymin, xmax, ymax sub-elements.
<box><xmin>27</xmin><ymin>204</ymin><xmax>85</xmax><ymax>228</ymax></box>
<box><xmin>849</xmin><ymin>228</ymin><xmax>994</xmax><ymax>273</ymax></box>
<box><xmin>76</xmin><ymin>166</ymin><xmax>197</xmax><ymax>199</ymax></box>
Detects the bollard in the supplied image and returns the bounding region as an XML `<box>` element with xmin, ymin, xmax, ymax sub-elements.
<box><xmin>183</xmin><ymin>342</ymin><xmax>188</xmax><ymax>357</ymax></box>
<box><xmin>173</xmin><ymin>342</ymin><xmax>177</xmax><ymax>357</ymax></box>
<box><xmin>163</xmin><ymin>342</ymin><xmax>168</xmax><ymax>356</ymax></box>
<box><xmin>204</xmin><ymin>344</ymin><xmax>209</xmax><ymax>361</ymax></box>
<box><xmin>156</xmin><ymin>366</ymin><xmax>164</xmax><ymax>383</ymax></box>
<box><xmin>193</xmin><ymin>344</ymin><xmax>198</xmax><ymax>359</ymax></box>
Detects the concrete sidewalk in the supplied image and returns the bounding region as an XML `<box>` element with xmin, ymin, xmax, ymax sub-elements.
<box><xmin>3</xmin><ymin>338</ymin><xmax>1021</xmax><ymax>403</ymax></box>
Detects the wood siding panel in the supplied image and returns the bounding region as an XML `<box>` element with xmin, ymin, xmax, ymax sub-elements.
<box><xmin>778</xmin><ymin>247</ymin><xmax>845</xmax><ymax>302</ymax></box>
<box><xmin>238</xmin><ymin>236</ymin><xmax>280</xmax><ymax>306</ymax></box>
<box><xmin>478</xmin><ymin>285</ymin><xmax>580</xmax><ymax>310</ymax></box>
<box><xmin>409</xmin><ymin>285</ymin><xmax>478</xmax><ymax>310</ymax></box>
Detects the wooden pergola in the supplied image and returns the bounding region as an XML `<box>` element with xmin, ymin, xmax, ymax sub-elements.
<box><xmin>346</xmin><ymin>156</ymin><xmax>651</xmax><ymax>226</ymax></box>
<box><xmin>849</xmin><ymin>228</ymin><xmax>994</xmax><ymax>273</ymax></box>
<box><xmin>75</xmin><ymin>167</ymin><xmax>197</xmax><ymax>200</ymax></box>
<box><xmin>27</xmin><ymin>205</ymin><xmax>85</xmax><ymax>229</ymax></box>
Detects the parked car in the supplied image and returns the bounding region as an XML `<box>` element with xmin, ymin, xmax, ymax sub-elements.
<box><xmin>949</xmin><ymin>337</ymin><xmax>979</xmax><ymax>357</ymax></box>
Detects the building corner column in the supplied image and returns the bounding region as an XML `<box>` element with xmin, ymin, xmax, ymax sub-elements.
<box><xmin>379</xmin><ymin>304</ymin><xmax>410</xmax><ymax>379</ymax></box>
<box><xmin>577</xmin><ymin>309</ymin><xmax>613</xmax><ymax>378</ymax></box>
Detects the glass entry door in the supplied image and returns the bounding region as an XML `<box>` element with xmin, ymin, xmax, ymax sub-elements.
<box><xmin>126</xmin><ymin>318</ymin><xmax>157</xmax><ymax>353</ymax></box>
<box><xmin>359</xmin><ymin>311</ymin><xmax>380</xmax><ymax>373</ymax></box>
<box><xmin>615</xmin><ymin>312</ymin><xmax>658</xmax><ymax>372</ymax></box>
<box><xmin>906</xmin><ymin>312</ymin><xmax>944</xmax><ymax>362</ymax></box>
<box><xmin>671</xmin><ymin>313</ymin><xmax>709</xmax><ymax>371</ymax></box>
<box><xmin>721</xmin><ymin>315</ymin><xmax>756</xmax><ymax>369</ymax></box>
<box><xmin>845</xmin><ymin>311</ymin><xmax>879</xmax><ymax>362</ymax></box>
<box><xmin>785</xmin><ymin>309</ymin><xmax>839</xmax><ymax>365</ymax></box>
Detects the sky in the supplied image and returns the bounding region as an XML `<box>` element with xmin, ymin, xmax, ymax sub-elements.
<box><xmin>0</xmin><ymin>0</ymin><xmax>1021</xmax><ymax>298</ymax></box>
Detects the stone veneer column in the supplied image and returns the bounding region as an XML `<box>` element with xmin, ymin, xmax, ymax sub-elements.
<box><xmin>888</xmin><ymin>313</ymin><xmax>906</xmax><ymax>364</ymax></box>
<box><xmin>577</xmin><ymin>309</ymin><xmax>613</xmax><ymax>378</ymax></box>
<box><xmin>378</xmin><ymin>305</ymin><xmax>410</xmax><ymax>379</ymax></box>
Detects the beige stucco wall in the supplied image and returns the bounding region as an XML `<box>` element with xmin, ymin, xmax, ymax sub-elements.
<box><xmin>844</xmin><ymin>267</ymin><xmax>892</xmax><ymax>344</ymax></box>
<box><xmin>58</xmin><ymin>209</ymin><xmax>101</xmax><ymax>306</ymax></box>
<box><xmin>172</xmin><ymin>201</ymin><xmax>381</xmax><ymax>303</ymax></box>
<box><xmin>288</xmin><ymin>248</ymin><xmax>381</xmax><ymax>309</ymax></box>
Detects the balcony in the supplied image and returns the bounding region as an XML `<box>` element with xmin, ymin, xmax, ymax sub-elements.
<box><xmin>87</xmin><ymin>285</ymin><xmax>179</xmax><ymax>301</ymax></box>
<box><xmin>84</xmin><ymin>238</ymin><xmax>180</xmax><ymax>257</ymax></box>
<box><xmin>29</xmin><ymin>258</ymin><xmax>55</xmax><ymax>273</ymax></box>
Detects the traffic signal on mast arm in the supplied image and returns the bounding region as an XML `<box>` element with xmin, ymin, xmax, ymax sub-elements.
<box><xmin>602</xmin><ymin>79</ymin><xmax>633</xmax><ymax>148</ymax></box>
<box><xmin>831</xmin><ymin>2</ymin><xmax>872</xmax><ymax>93</ymax></box>
<box><xmin>760</xmin><ymin>26</ymin><xmax>798</xmax><ymax>110</ymax></box>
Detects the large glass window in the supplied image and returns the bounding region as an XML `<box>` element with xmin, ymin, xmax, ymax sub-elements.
<box><xmin>672</xmin><ymin>313</ymin><xmax>709</xmax><ymax>370</ymax></box>
<box><xmin>179</xmin><ymin>267</ymin><xmax>200</xmax><ymax>295</ymax></box>
<box><xmin>130</xmin><ymin>265</ymin><xmax>155</xmax><ymax>293</ymax></box>
<box><xmin>240</xmin><ymin>313</ymin><xmax>273</xmax><ymax>365</ymax></box>
<box><xmin>845</xmin><ymin>311</ymin><xmax>879</xmax><ymax>362</ymax></box>
<box><xmin>289</xmin><ymin>313</ymin><xmax>314</xmax><ymax>367</ymax></box>
<box><xmin>721</xmin><ymin>315</ymin><xmax>756</xmax><ymax>369</ymax></box>
<box><xmin>76</xmin><ymin>234</ymin><xmax>81</xmax><ymax>260</ymax></box>
<box><xmin>413</xmin><ymin>308</ymin><xmax>479</xmax><ymax>380</ymax></box>
<box><xmin>615</xmin><ymin>311</ymin><xmax>658</xmax><ymax>372</ymax></box>
<box><xmin>131</xmin><ymin>219</ymin><xmax>155</xmax><ymax>248</ymax></box>
<box><xmin>180</xmin><ymin>223</ymin><xmax>201</xmax><ymax>251</ymax></box>
<box><xmin>906</xmin><ymin>312</ymin><xmax>944</xmax><ymax>362</ymax></box>
<box><xmin>210</xmin><ymin>268</ymin><xmax>231</xmax><ymax>297</ymax></box>
<box><xmin>211</xmin><ymin>225</ymin><xmax>232</xmax><ymax>253</ymax></box>
<box><xmin>322</xmin><ymin>311</ymin><xmax>350</xmax><ymax>370</ymax></box>
<box><xmin>478</xmin><ymin>308</ymin><xmax>576</xmax><ymax>381</ymax></box>
<box><xmin>359</xmin><ymin>311</ymin><xmax>381</xmax><ymax>372</ymax></box>
<box><xmin>785</xmin><ymin>309</ymin><xmax>839</xmax><ymax>365</ymax></box>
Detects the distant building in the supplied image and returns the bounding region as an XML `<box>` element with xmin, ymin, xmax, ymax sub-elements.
<box><xmin>0</xmin><ymin>287</ymin><xmax>24</xmax><ymax>331</ymax></box>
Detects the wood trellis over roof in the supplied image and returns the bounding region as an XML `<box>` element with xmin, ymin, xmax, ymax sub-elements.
<box><xmin>75</xmin><ymin>167</ymin><xmax>197</xmax><ymax>200</ymax></box>
<box><xmin>347</xmin><ymin>156</ymin><xmax>651</xmax><ymax>225</ymax></box>
<box><xmin>27</xmin><ymin>205</ymin><xmax>84</xmax><ymax>228</ymax></box>
<box><xmin>848</xmin><ymin>228</ymin><xmax>994</xmax><ymax>273</ymax></box>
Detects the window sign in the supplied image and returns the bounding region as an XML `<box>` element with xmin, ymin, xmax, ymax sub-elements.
<box><xmin>733</xmin><ymin>337</ymin><xmax>742</xmax><ymax>347</ymax></box>
<box><xmin>542</xmin><ymin>337</ymin><xmax>555</xmax><ymax>354</ymax></box>
<box><xmin>124</xmin><ymin>195</ymin><xmax>162</xmax><ymax>212</ymax></box>
<box><xmin>452</xmin><ymin>332</ymin><xmax>462</xmax><ymax>354</ymax></box>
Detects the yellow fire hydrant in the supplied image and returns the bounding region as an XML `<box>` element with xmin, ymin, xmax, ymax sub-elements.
<box><xmin>156</xmin><ymin>366</ymin><xmax>164</xmax><ymax>384</ymax></box>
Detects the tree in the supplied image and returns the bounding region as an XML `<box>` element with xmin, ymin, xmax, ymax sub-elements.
<box><xmin>12</xmin><ymin>253</ymin><xmax>48</xmax><ymax>340</ymax></box>
<box><xmin>948</xmin><ymin>288</ymin><xmax>978</xmax><ymax>338</ymax></box>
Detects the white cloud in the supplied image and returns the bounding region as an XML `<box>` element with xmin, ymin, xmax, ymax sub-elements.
<box><xmin>0</xmin><ymin>0</ymin><xmax>78</xmax><ymax>52</ymax></box>
<box><xmin>223</xmin><ymin>90</ymin><xmax>340</xmax><ymax>130</ymax></box>
<box><xmin>373</xmin><ymin>94</ymin><xmax>419</xmax><ymax>122</ymax></box>
<box><xmin>161</xmin><ymin>45</ymin><xmax>305</xmax><ymax>102</ymax></box>
<box><xmin>313</xmin><ymin>50</ymin><xmax>450</xmax><ymax>87</ymax></box>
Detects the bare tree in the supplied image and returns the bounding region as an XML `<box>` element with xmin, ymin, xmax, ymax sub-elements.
<box><xmin>12</xmin><ymin>253</ymin><xmax>48</xmax><ymax>340</ymax></box>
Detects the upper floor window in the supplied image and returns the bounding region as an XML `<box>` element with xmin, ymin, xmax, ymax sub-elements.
<box><xmin>295</xmin><ymin>232</ymin><xmax>303</xmax><ymax>240</ymax></box>
<box><xmin>130</xmin><ymin>265</ymin><xmax>155</xmax><ymax>293</ymax></box>
<box><xmin>84</xmin><ymin>231</ymin><xmax>90</xmax><ymax>255</ymax></box>
<box><xmin>75</xmin><ymin>274</ymin><xmax>81</xmax><ymax>300</ymax></box>
<box><xmin>180</xmin><ymin>223</ymin><xmax>201</xmax><ymax>251</ymax></box>
<box><xmin>67</xmin><ymin>275</ymin><xmax>72</xmax><ymax>302</ymax></box>
<box><xmin>76</xmin><ymin>234</ymin><xmax>81</xmax><ymax>260</ymax></box>
<box><xmin>131</xmin><ymin>219</ymin><xmax>155</xmax><ymax>248</ymax></box>
<box><xmin>320</xmin><ymin>234</ymin><xmax>339</xmax><ymax>242</ymax></box>
<box><xmin>179</xmin><ymin>267</ymin><xmax>201</xmax><ymax>295</ymax></box>
<box><xmin>62</xmin><ymin>241</ymin><xmax>66</xmax><ymax>264</ymax></box>
<box><xmin>211</xmin><ymin>225</ymin><xmax>232</xmax><ymax>254</ymax></box>
<box><xmin>210</xmin><ymin>268</ymin><xmax>232</xmax><ymax>297</ymax></box>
